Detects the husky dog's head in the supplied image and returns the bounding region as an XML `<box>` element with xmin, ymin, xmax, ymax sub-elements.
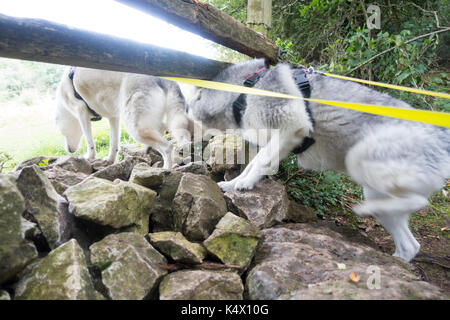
<box><xmin>55</xmin><ymin>103</ymin><xmax>82</xmax><ymax>153</ymax></box>
<box><xmin>186</xmin><ymin>59</ymin><xmax>267</xmax><ymax>131</ymax></box>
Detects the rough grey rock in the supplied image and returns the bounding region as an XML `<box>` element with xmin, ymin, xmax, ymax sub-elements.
<box><xmin>119</xmin><ymin>144</ymin><xmax>162</xmax><ymax>165</ymax></box>
<box><xmin>14</xmin><ymin>239</ymin><xmax>101</xmax><ymax>300</ymax></box>
<box><xmin>150</xmin><ymin>170</ymin><xmax>184</xmax><ymax>232</ymax></box>
<box><xmin>287</xmin><ymin>202</ymin><xmax>318</xmax><ymax>223</ymax></box>
<box><xmin>0</xmin><ymin>290</ymin><xmax>11</xmax><ymax>300</ymax></box>
<box><xmin>0</xmin><ymin>175</ymin><xmax>38</xmax><ymax>284</ymax></box>
<box><xmin>14</xmin><ymin>156</ymin><xmax>58</xmax><ymax>172</ymax></box>
<box><xmin>149</xmin><ymin>231</ymin><xmax>206</xmax><ymax>264</ymax></box>
<box><xmin>49</xmin><ymin>156</ymin><xmax>93</xmax><ymax>175</ymax></box>
<box><xmin>159</xmin><ymin>270</ymin><xmax>244</xmax><ymax>300</ymax></box>
<box><xmin>246</xmin><ymin>223</ymin><xmax>448</xmax><ymax>300</ymax></box>
<box><xmin>173</xmin><ymin>173</ymin><xmax>227</xmax><ymax>241</ymax></box>
<box><xmin>16</xmin><ymin>165</ymin><xmax>72</xmax><ymax>249</ymax></box>
<box><xmin>91</xmin><ymin>156</ymin><xmax>139</xmax><ymax>181</ymax></box>
<box><xmin>64</xmin><ymin>176</ymin><xmax>156</xmax><ymax>235</ymax></box>
<box><xmin>204</xmin><ymin>135</ymin><xmax>248</xmax><ymax>181</ymax></box>
<box><xmin>175</xmin><ymin>161</ymin><xmax>209</xmax><ymax>175</ymax></box>
<box><xmin>20</xmin><ymin>217</ymin><xmax>41</xmax><ymax>240</ymax></box>
<box><xmin>152</xmin><ymin>161</ymin><xmax>163</xmax><ymax>168</ymax></box>
<box><xmin>129</xmin><ymin>163</ymin><xmax>166</xmax><ymax>189</ymax></box>
<box><xmin>44</xmin><ymin>165</ymin><xmax>89</xmax><ymax>195</ymax></box>
<box><xmin>204</xmin><ymin>212</ymin><xmax>260</xmax><ymax>270</ymax></box>
<box><xmin>224</xmin><ymin>178</ymin><xmax>290</xmax><ymax>229</ymax></box>
<box><xmin>89</xmin><ymin>232</ymin><xmax>167</xmax><ymax>300</ymax></box>
<box><xmin>90</xmin><ymin>159</ymin><xmax>113</xmax><ymax>172</ymax></box>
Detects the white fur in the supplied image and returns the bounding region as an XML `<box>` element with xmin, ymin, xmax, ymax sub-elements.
<box><xmin>55</xmin><ymin>67</ymin><xmax>193</xmax><ymax>168</ymax></box>
<box><xmin>188</xmin><ymin>59</ymin><xmax>450</xmax><ymax>262</ymax></box>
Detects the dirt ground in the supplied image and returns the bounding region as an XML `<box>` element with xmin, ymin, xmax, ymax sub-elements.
<box><xmin>325</xmin><ymin>194</ymin><xmax>450</xmax><ymax>293</ymax></box>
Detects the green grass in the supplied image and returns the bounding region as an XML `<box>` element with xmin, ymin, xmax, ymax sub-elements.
<box><xmin>0</xmin><ymin>96</ymin><xmax>135</xmax><ymax>172</ymax></box>
<box><xmin>410</xmin><ymin>184</ymin><xmax>450</xmax><ymax>238</ymax></box>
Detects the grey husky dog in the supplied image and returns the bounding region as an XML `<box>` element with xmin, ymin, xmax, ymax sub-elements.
<box><xmin>187</xmin><ymin>58</ymin><xmax>450</xmax><ymax>262</ymax></box>
<box><xmin>55</xmin><ymin>67</ymin><xmax>193</xmax><ymax>168</ymax></box>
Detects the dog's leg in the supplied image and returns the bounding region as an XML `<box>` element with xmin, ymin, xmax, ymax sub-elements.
<box><xmin>168</xmin><ymin>116</ymin><xmax>192</xmax><ymax>166</ymax></box>
<box><xmin>136</xmin><ymin>127</ymin><xmax>173</xmax><ymax>169</ymax></box>
<box><xmin>353</xmin><ymin>194</ymin><xmax>428</xmax><ymax>217</ymax></box>
<box><xmin>105</xmin><ymin>117</ymin><xmax>120</xmax><ymax>163</ymax></box>
<box><xmin>355</xmin><ymin>186</ymin><xmax>421</xmax><ymax>262</ymax></box>
<box><xmin>77</xmin><ymin>109</ymin><xmax>96</xmax><ymax>160</ymax></box>
<box><xmin>153</xmin><ymin>143</ymin><xmax>174</xmax><ymax>169</ymax></box>
<box><xmin>232</xmin><ymin>130</ymin><xmax>302</xmax><ymax>191</ymax></box>
<box><xmin>373</xmin><ymin>212</ymin><xmax>420</xmax><ymax>262</ymax></box>
<box><xmin>217</xmin><ymin>160</ymin><xmax>256</xmax><ymax>192</ymax></box>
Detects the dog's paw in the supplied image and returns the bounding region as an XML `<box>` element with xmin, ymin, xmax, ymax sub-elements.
<box><xmin>218</xmin><ymin>181</ymin><xmax>235</xmax><ymax>192</ymax></box>
<box><xmin>352</xmin><ymin>202</ymin><xmax>374</xmax><ymax>217</ymax></box>
<box><xmin>83</xmin><ymin>152</ymin><xmax>96</xmax><ymax>161</ymax></box>
<box><xmin>234</xmin><ymin>179</ymin><xmax>255</xmax><ymax>191</ymax></box>
<box><xmin>102</xmin><ymin>156</ymin><xmax>115</xmax><ymax>164</ymax></box>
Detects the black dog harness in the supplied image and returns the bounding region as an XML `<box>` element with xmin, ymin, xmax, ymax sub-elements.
<box><xmin>68</xmin><ymin>67</ymin><xmax>102</xmax><ymax>121</ymax></box>
<box><xmin>232</xmin><ymin>66</ymin><xmax>315</xmax><ymax>154</ymax></box>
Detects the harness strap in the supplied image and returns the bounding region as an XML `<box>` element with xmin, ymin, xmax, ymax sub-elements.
<box><xmin>232</xmin><ymin>68</ymin><xmax>270</xmax><ymax>127</ymax></box>
<box><xmin>291</xmin><ymin>67</ymin><xmax>315</xmax><ymax>154</ymax></box>
<box><xmin>68</xmin><ymin>67</ymin><xmax>102</xmax><ymax>121</ymax></box>
<box><xmin>232</xmin><ymin>66</ymin><xmax>316</xmax><ymax>154</ymax></box>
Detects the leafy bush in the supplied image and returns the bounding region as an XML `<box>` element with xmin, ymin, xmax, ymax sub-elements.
<box><xmin>214</xmin><ymin>0</ymin><xmax>449</xmax><ymax>112</ymax></box>
<box><xmin>277</xmin><ymin>153</ymin><xmax>363</xmax><ymax>216</ymax></box>
<box><xmin>0</xmin><ymin>58</ymin><xmax>64</xmax><ymax>102</ymax></box>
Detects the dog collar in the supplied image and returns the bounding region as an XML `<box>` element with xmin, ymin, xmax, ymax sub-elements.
<box><xmin>68</xmin><ymin>67</ymin><xmax>102</xmax><ymax>122</ymax></box>
<box><xmin>232</xmin><ymin>67</ymin><xmax>270</xmax><ymax>127</ymax></box>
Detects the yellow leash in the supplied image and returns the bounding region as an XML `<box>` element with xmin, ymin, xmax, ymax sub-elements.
<box><xmin>322</xmin><ymin>73</ymin><xmax>450</xmax><ymax>99</ymax></box>
<box><xmin>161</xmin><ymin>76</ymin><xmax>450</xmax><ymax>128</ymax></box>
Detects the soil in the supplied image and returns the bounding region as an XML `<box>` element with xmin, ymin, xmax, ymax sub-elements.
<box><xmin>324</xmin><ymin>206</ymin><xmax>450</xmax><ymax>293</ymax></box>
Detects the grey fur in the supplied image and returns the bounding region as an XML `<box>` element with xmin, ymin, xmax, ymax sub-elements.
<box><xmin>187</xmin><ymin>58</ymin><xmax>450</xmax><ymax>262</ymax></box>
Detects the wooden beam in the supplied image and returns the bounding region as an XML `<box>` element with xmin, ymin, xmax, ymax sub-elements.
<box><xmin>115</xmin><ymin>0</ymin><xmax>279</xmax><ymax>64</ymax></box>
<box><xmin>0</xmin><ymin>13</ymin><xmax>230</xmax><ymax>79</ymax></box>
<box><xmin>247</xmin><ymin>0</ymin><xmax>272</xmax><ymax>36</ymax></box>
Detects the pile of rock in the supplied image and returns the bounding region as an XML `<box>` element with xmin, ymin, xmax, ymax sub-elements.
<box><xmin>0</xmin><ymin>138</ymin><xmax>447</xmax><ymax>300</ymax></box>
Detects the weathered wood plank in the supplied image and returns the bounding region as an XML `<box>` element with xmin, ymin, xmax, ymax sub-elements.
<box><xmin>0</xmin><ymin>13</ymin><xmax>230</xmax><ymax>79</ymax></box>
<box><xmin>247</xmin><ymin>0</ymin><xmax>272</xmax><ymax>36</ymax></box>
<box><xmin>116</xmin><ymin>0</ymin><xmax>279</xmax><ymax>64</ymax></box>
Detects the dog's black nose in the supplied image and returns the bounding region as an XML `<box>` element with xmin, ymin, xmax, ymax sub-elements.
<box><xmin>185</xmin><ymin>103</ymin><xmax>190</xmax><ymax>114</ymax></box>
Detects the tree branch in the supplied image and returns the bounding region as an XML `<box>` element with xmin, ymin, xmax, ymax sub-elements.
<box><xmin>345</xmin><ymin>28</ymin><xmax>450</xmax><ymax>75</ymax></box>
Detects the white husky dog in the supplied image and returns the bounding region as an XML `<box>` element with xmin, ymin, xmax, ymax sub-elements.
<box><xmin>187</xmin><ymin>58</ymin><xmax>450</xmax><ymax>262</ymax></box>
<box><xmin>55</xmin><ymin>67</ymin><xmax>192</xmax><ymax>168</ymax></box>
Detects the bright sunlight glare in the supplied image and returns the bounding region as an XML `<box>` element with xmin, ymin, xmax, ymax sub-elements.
<box><xmin>0</xmin><ymin>0</ymin><xmax>218</xmax><ymax>59</ymax></box>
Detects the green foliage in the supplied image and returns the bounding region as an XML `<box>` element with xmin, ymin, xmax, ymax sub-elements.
<box><xmin>0</xmin><ymin>58</ymin><xmax>64</xmax><ymax>102</ymax></box>
<box><xmin>0</xmin><ymin>151</ymin><xmax>15</xmax><ymax>173</ymax></box>
<box><xmin>213</xmin><ymin>0</ymin><xmax>449</xmax><ymax>112</ymax></box>
<box><xmin>38</xmin><ymin>158</ymin><xmax>50</xmax><ymax>168</ymax></box>
<box><xmin>277</xmin><ymin>153</ymin><xmax>363</xmax><ymax>216</ymax></box>
<box><xmin>206</xmin><ymin>0</ymin><xmax>247</xmax><ymax>23</ymax></box>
